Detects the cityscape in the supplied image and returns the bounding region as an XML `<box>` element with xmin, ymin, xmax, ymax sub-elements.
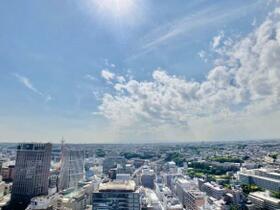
<box><xmin>1</xmin><ymin>0</ymin><xmax>280</xmax><ymax>210</ymax></box>
<box><xmin>0</xmin><ymin>140</ymin><xmax>278</xmax><ymax>209</ymax></box>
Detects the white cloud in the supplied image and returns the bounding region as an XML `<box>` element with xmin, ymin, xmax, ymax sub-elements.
<box><xmin>198</xmin><ymin>50</ymin><xmax>208</xmax><ymax>62</ymax></box>
<box><xmin>101</xmin><ymin>69</ymin><xmax>115</xmax><ymax>81</ymax></box>
<box><xmin>97</xmin><ymin>3</ymin><xmax>280</xmax><ymax>141</ymax></box>
<box><xmin>13</xmin><ymin>73</ymin><xmax>52</xmax><ymax>102</ymax></box>
<box><xmin>212</xmin><ymin>31</ymin><xmax>224</xmax><ymax>49</ymax></box>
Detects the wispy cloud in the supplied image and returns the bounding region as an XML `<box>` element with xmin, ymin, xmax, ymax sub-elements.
<box><xmin>84</xmin><ymin>74</ymin><xmax>97</xmax><ymax>81</ymax></box>
<box><xmin>127</xmin><ymin>1</ymin><xmax>264</xmax><ymax>61</ymax></box>
<box><xmin>13</xmin><ymin>73</ymin><xmax>52</xmax><ymax>102</ymax></box>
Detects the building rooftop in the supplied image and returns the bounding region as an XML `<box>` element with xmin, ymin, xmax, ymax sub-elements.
<box><xmin>249</xmin><ymin>191</ymin><xmax>280</xmax><ymax>204</ymax></box>
<box><xmin>98</xmin><ymin>180</ymin><xmax>136</xmax><ymax>192</ymax></box>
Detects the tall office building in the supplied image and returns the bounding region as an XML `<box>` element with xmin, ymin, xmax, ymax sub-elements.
<box><xmin>92</xmin><ymin>180</ymin><xmax>140</xmax><ymax>210</ymax></box>
<box><xmin>58</xmin><ymin>145</ymin><xmax>84</xmax><ymax>191</ymax></box>
<box><xmin>10</xmin><ymin>143</ymin><xmax>52</xmax><ymax>210</ymax></box>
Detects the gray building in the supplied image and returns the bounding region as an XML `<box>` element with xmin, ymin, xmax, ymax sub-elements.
<box><xmin>10</xmin><ymin>143</ymin><xmax>52</xmax><ymax>210</ymax></box>
<box><xmin>239</xmin><ymin>168</ymin><xmax>280</xmax><ymax>192</ymax></box>
<box><xmin>92</xmin><ymin>180</ymin><xmax>140</xmax><ymax>210</ymax></box>
<box><xmin>59</xmin><ymin>145</ymin><xmax>84</xmax><ymax>191</ymax></box>
<box><xmin>140</xmin><ymin>167</ymin><xmax>155</xmax><ymax>189</ymax></box>
<box><xmin>175</xmin><ymin>178</ymin><xmax>206</xmax><ymax>210</ymax></box>
<box><xmin>248</xmin><ymin>191</ymin><xmax>280</xmax><ymax>210</ymax></box>
<box><xmin>200</xmin><ymin>182</ymin><xmax>225</xmax><ymax>200</ymax></box>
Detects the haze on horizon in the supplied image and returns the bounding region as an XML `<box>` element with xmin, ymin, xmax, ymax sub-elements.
<box><xmin>1</xmin><ymin>0</ymin><xmax>280</xmax><ymax>143</ymax></box>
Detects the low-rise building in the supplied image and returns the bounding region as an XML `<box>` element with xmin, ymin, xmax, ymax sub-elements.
<box><xmin>175</xmin><ymin>178</ymin><xmax>205</xmax><ymax>210</ymax></box>
<box><xmin>238</xmin><ymin>168</ymin><xmax>280</xmax><ymax>192</ymax></box>
<box><xmin>248</xmin><ymin>191</ymin><xmax>280</xmax><ymax>210</ymax></box>
<box><xmin>200</xmin><ymin>182</ymin><xmax>225</xmax><ymax>200</ymax></box>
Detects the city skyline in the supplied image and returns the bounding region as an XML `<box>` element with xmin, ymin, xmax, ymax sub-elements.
<box><xmin>1</xmin><ymin>0</ymin><xmax>280</xmax><ymax>143</ymax></box>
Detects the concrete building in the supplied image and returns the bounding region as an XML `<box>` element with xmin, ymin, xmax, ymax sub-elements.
<box><xmin>155</xmin><ymin>183</ymin><xmax>183</xmax><ymax>210</ymax></box>
<box><xmin>248</xmin><ymin>191</ymin><xmax>280</xmax><ymax>210</ymax></box>
<box><xmin>238</xmin><ymin>168</ymin><xmax>280</xmax><ymax>192</ymax></box>
<box><xmin>10</xmin><ymin>143</ymin><xmax>52</xmax><ymax>210</ymax></box>
<box><xmin>140</xmin><ymin>187</ymin><xmax>163</xmax><ymax>210</ymax></box>
<box><xmin>141</xmin><ymin>167</ymin><xmax>155</xmax><ymax>189</ymax></box>
<box><xmin>59</xmin><ymin>145</ymin><xmax>84</xmax><ymax>191</ymax></box>
<box><xmin>92</xmin><ymin>180</ymin><xmax>140</xmax><ymax>210</ymax></box>
<box><xmin>26</xmin><ymin>181</ymin><xmax>93</xmax><ymax>210</ymax></box>
<box><xmin>200</xmin><ymin>182</ymin><xmax>225</xmax><ymax>200</ymax></box>
<box><xmin>26</xmin><ymin>194</ymin><xmax>60</xmax><ymax>210</ymax></box>
<box><xmin>1</xmin><ymin>161</ymin><xmax>15</xmax><ymax>181</ymax></box>
<box><xmin>175</xmin><ymin>178</ymin><xmax>205</xmax><ymax>210</ymax></box>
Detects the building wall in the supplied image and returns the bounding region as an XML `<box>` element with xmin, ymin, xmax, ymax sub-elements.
<box><xmin>92</xmin><ymin>192</ymin><xmax>140</xmax><ymax>210</ymax></box>
<box><xmin>59</xmin><ymin>146</ymin><xmax>84</xmax><ymax>191</ymax></box>
<box><xmin>11</xmin><ymin>143</ymin><xmax>52</xmax><ymax>210</ymax></box>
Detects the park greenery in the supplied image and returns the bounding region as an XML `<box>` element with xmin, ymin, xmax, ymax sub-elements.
<box><xmin>121</xmin><ymin>152</ymin><xmax>155</xmax><ymax>160</ymax></box>
<box><xmin>95</xmin><ymin>148</ymin><xmax>106</xmax><ymax>157</ymax></box>
<box><xmin>164</xmin><ymin>152</ymin><xmax>185</xmax><ymax>167</ymax></box>
<box><xmin>271</xmin><ymin>191</ymin><xmax>280</xmax><ymax>199</ymax></box>
<box><xmin>209</xmin><ymin>156</ymin><xmax>244</xmax><ymax>163</ymax></box>
<box><xmin>187</xmin><ymin>161</ymin><xmax>238</xmax><ymax>176</ymax></box>
<box><xmin>241</xmin><ymin>184</ymin><xmax>263</xmax><ymax>195</ymax></box>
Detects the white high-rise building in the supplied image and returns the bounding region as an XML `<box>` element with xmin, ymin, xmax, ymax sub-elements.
<box><xmin>59</xmin><ymin>145</ymin><xmax>84</xmax><ymax>191</ymax></box>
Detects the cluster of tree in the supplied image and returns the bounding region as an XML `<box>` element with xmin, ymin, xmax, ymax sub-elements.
<box><xmin>121</xmin><ymin>152</ymin><xmax>154</xmax><ymax>160</ymax></box>
<box><xmin>269</xmin><ymin>153</ymin><xmax>278</xmax><ymax>159</ymax></box>
<box><xmin>271</xmin><ymin>191</ymin><xmax>280</xmax><ymax>199</ymax></box>
<box><xmin>188</xmin><ymin>161</ymin><xmax>237</xmax><ymax>175</ymax></box>
<box><xmin>241</xmin><ymin>184</ymin><xmax>263</xmax><ymax>195</ymax></box>
<box><xmin>95</xmin><ymin>148</ymin><xmax>106</xmax><ymax>157</ymax></box>
<box><xmin>209</xmin><ymin>156</ymin><xmax>244</xmax><ymax>163</ymax></box>
<box><xmin>164</xmin><ymin>152</ymin><xmax>185</xmax><ymax>167</ymax></box>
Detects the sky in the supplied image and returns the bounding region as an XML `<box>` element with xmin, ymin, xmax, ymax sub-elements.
<box><xmin>1</xmin><ymin>0</ymin><xmax>280</xmax><ymax>143</ymax></box>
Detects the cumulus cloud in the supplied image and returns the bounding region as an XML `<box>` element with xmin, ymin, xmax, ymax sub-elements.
<box><xmin>14</xmin><ymin>73</ymin><xmax>52</xmax><ymax>102</ymax></box>
<box><xmin>101</xmin><ymin>69</ymin><xmax>115</xmax><ymax>81</ymax></box>
<box><xmin>212</xmin><ymin>31</ymin><xmax>224</xmax><ymax>49</ymax></box>
<box><xmin>97</xmin><ymin>5</ymin><xmax>280</xmax><ymax>141</ymax></box>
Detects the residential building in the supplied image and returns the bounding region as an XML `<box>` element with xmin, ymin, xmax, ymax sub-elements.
<box><xmin>141</xmin><ymin>167</ymin><xmax>155</xmax><ymax>189</ymax></box>
<box><xmin>239</xmin><ymin>168</ymin><xmax>280</xmax><ymax>192</ymax></box>
<box><xmin>175</xmin><ymin>178</ymin><xmax>206</xmax><ymax>210</ymax></box>
<box><xmin>200</xmin><ymin>182</ymin><xmax>225</xmax><ymax>200</ymax></box>
<box><xmin>248</xmin><ymin>191</ymin><xmax>280</xmax><ymax>210</ymax></box>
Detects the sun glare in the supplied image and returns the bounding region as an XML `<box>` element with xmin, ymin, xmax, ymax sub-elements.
<box><xmin>93</xmin><ymin>0</ymin><xmax>135</xmax><ymax>18</ymax></box>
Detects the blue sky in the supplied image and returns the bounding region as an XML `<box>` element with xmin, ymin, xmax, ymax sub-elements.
<box><xmin>1</xmin><ymin>0</ymin><xmax>280</xmax><ymax>143</ymax></box>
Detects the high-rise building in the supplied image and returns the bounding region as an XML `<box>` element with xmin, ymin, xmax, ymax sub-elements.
<box><xmin>10</xmin><ymin>143</ymin><xmax>52</xmax><ymax>210</ymax></box>
<box><xmin>58</xmin><ymin>145</ymin><xmax>84</xmax><ymax>191</ymax></box>
<box><xmin>92</xmin><ymin>180</ymin><xmax>140</xmax><ymax>210</ymax></box>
